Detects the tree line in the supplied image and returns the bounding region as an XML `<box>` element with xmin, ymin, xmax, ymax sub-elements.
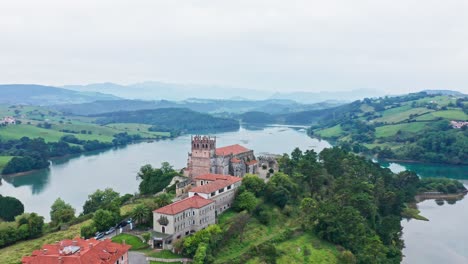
<box><xmin>0</xmin><ymin>132</ymin><xmax>142</xmax><ymax>174</ymax></box>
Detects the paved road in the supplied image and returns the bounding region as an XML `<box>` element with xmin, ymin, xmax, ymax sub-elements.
<box><xmin>129</xmin><ymin>251</ymin><xmax>148</xmax><ymax>264</ymax></box>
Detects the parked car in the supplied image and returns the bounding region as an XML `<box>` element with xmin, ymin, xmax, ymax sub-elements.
<box><xmin>117</xmin><ymin>221</ymin><xmax>127</xmax><ymax>228</ymax></box>
<box><xmin>94</xmin><ymin>232</ymin><xmax>104</xmax><ymax>240</ymax></box>
<box><xmin>105</xmin><ymin>227</ymin><xmax>115</xmax><ymax>235</ymax></box>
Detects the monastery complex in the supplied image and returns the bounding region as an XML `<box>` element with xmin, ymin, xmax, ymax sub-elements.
<box><xmin>151</xmin><ymin>135</ymin><xmax>258</xmax><ymax>249</ymax></box>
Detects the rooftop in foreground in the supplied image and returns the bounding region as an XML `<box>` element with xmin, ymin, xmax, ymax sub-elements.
<box><xmin>21</xmin><ymin>237</ymin><xmax>131</xmax><ymax>264</ymax></box>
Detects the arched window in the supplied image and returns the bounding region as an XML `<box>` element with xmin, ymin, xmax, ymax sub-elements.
<box><xmin>162</xmin><ymin>226</ymin><xmax>166</xmax><ymax>234</ymax></box>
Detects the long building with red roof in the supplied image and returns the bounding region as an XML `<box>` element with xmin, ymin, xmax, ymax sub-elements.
<box><xmin>152</xmin><ymin>194</ymin><xmax>216</xmax><ymax>250</ymax></box>
<box><xmin>153</xmin><ymin>173</ymin><xmax>243</xmax><ymax>250</ymax></box>
<box><xmin>21</xmin><ymin>238</ymin><xmax>130</xmax><ymax>264</ymax></box>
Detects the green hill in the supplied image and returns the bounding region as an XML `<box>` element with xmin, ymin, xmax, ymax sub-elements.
<box><xmin>309</xmin><ymin>92</ymin><xmax>468</xmax><ymax>164</ymax></box>
<box><xmin>0</xmin><ymin>84</ymin><xmax>120</xmax><ymax>105</ymax></box>
<box><xmin>93</xmin><ymin>108</ymin><xmax>240</xmax><ymax>133</ymax></box>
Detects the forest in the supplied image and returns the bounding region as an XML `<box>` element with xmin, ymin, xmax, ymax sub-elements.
<box><xmin>173</xmin><ymin>147</ymin><xmax>427</xmax><ymax>264</ymax></box>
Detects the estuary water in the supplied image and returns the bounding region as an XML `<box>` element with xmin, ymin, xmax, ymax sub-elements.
<box><xmin>0</xmin><ymin>125</ymin><xmax>466</xmax><ymax>263</ymax></box>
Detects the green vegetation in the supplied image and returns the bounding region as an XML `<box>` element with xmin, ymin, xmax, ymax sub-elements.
<box><xmin>137</xmin><ymin>162</ymin><xmax>180</xmax><ymax>195</ymax></box>
<box><xmin>401</xmin><ymin>207</ymin><xmax>429</xmax><ymax>221</ymax></box>
<box><xmin>418</xmin><ymin>178</ymin><xmax>467</xmax><ymax>194</ymax></box>
<box><xmin>94</xmin><ymin>108</ymin><xmax>240</xmax><ymax>134</ymax></box>
<box><xmin>0</xmin><ymin>195</ymin><xmax>24</xmax><ymax>221</ymax></box>
<box><xmin>0</xmin><ymin>220</ymin><xmax>90</xmax><ymax>264</ymax></box>
<box><xmin>173</xmin><ymin>147</ymin><xmax>430</xmax><ymax>263</ymax></box>
<box><xmin>111</xmin><ymin>233</ymin><xmax>148</xmax><ymax>250</ymax></box>
<box><xmin>309</xmin><ymin>92</ymin><xmax>468</xmax><ymax>164</ymax></box>
<box><xmin>0</xmin><ymin>156</ymin><xmax>13</xmax><ymax>170</ymax></box>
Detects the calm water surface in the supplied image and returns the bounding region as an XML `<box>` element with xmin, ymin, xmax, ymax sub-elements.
<box><xmin>0</xmin><ymin>125</ymin><xmax>331</xmax><ymax>219</ymax></box>
<box><xmin>1</xmin><ymin>125</ymin><xmax>466</xmax><ymax>263</ymax></box>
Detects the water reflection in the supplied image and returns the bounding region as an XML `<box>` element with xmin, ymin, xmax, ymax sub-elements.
<box><xmin>2</xmin><ymin>169</ymin><xmax>50</xmax><ymax>194</ymax></box>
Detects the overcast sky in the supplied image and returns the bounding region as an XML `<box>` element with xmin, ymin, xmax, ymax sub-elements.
<box><xmin>1</xmin><ymin>0</ymin><xmax>467</xmax><ymax>93</ymax></box>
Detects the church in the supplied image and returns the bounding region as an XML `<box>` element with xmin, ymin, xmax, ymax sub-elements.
<box><xmin>184</xmin><ymin>135</ymin><xmax>258</xmax><ymax>178</ymax></box>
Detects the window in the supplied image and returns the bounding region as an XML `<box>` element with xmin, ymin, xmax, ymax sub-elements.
<box><xmin>227</xmin><ymin>185</ymin><xmax>232</xmax><ymax>190</ymax></box>
<box><xmin>162</xmin><ymin>226</ymin><xmax>166</xmax><ymax>234</ymax></box>
<box><xmin>192</xmin><ymin>211</ymin><xmax>195</xmax><ymax>216</ymax></box>
<box><xmin>219</xmin><ymin>188</ymin><xmax>224</xmax><ymax>193</ymax></box>
<box><xmin>211</xmin><ymin>192</ymin><xmax>216</xmax><ymax>197</ymax></box>
<box><xmin>185</xmin><ymin>231</ymin><xmax>189</xmax><ymax>235</ymax></box>
<box><xmin>193</xmin><ymin>220</ymin><xmax>195</xmax><ymax>225</ymax></box>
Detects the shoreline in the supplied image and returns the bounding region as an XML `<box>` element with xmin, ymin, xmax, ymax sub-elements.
<box><xmin>0</xmin><ymin>137</ymin><xmax>171</xmax><ymax>179</ymax></box>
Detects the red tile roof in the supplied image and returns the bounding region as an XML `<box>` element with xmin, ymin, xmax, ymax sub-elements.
<box><xmin>246</xmin><ymin>160</ymin><xmax>258</xmax><ymax>165</ymax></box>
<box><xmin>21</xmin><ymin>238</ymin><xmax>131</xmax><ymax>264</ymax></box>
<box><xmin>194</xmin><ymin>173</ymin><xmax>242</xmax><ymax>182</ymax></box>
<box><xmin>154</xmin><ymin>195</ymin><xmax>214</xmax><ymax>215</ymax></box>
<box><xmin>231</xmin><ymin>157</ymin><xmax>241</xmax><ymax>163</ymax></box>
<box><xmin>216</xmin><ymin>144</ymin><xmax>250</xmax><ymax>156</ymax></box>
<box><xmin>190</xmin><ymin>179</ymin><xmax>240</xmax><ymax>194</ymax></box>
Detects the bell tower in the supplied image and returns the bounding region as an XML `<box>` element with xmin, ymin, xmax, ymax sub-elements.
<box><xmin>186</xmin><ymin>135</ymin><xmax>216</xmax><ymax>178</ymax></box>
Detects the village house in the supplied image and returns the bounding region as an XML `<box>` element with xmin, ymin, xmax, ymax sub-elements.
<box><xmin>450</xmin><ymin>120</ymin><xmax>468</xmax><ymax>129</ymax></box>
<box><xmin>152</xmin><ymin>194</ymin><xmax>216</xmax><ymax>250</ymax></box>
<box><xmin>21</xmin><ymin>237</ymin><xmax>130</xmax><ymax>264</ymax></box>
<box><xmin>1</xmin><ymin>116</ymin><xmax>16</xmax><ymax>125</ymax></box>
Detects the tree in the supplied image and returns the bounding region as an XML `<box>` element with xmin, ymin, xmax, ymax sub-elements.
<box><xmin>131</xmin><ymin>204</ymin><xmax>151</xmax><ymax>225</ymax></box>
<box><xmin>83</xmin><ymin>188</ymin><xmax>121</xmax><ymax>215</ymax></box>
<box><xmin>93</xmin><ymin>209</ymin><xmax>118</xmax><ymax>232</ymax></box>
<box><xmin>50</xmin><ymin>198</ymin><xmax>75</xmax><ymax>225</ymax></box>
<box><xmin>233</xmin><ymin>191</ymin><xmax>257</xmax><ymax>212</ymax></box>
<box><xmin>240</xmin><ymin>174</ymin><xmax>266</xmax><ymax>197</ymax></box>
<box><xmin>80</xmin><ymin>223</ymin><xmax>97</xmax><ymax>239</ymax></box>
<box><xmin>137</xmin><ymin>163</ymin><xmax>179</xmax><ymax>195</ymax></box>
<box><xmin>154</xmin><ymin>193</ymin><xmax>173</xmax><ymax>208</ymax></box>
<box><xmin>15</xmin><ymin>213</ymin><xmax>44</xmax><ymax>238</ymax></box>
<box><xmin>0</xmin><ymin>195</ymin><xmax>24</xmax><ymax>221</ymax></box>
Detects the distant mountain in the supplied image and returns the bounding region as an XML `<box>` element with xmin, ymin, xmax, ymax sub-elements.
<box><xmin>0</xmin><ymin>84</ymin><xmax>120</xmax><ymax>105</ymax></box>
<box><xmin>50</xmin><ymin>98</ymin><xmax>344</xmax><ymax>116</ymax></box>
<box><xmin>63</xmin><ymin>81</ymin><xmax>268</xmax><ymax>101</ymax></box>
<box><xmin>421</xmin><ymin>89</ymin><xmax>467</xmax><ymax>96</ymax></box>
<box><xmin>269</xmin><ymin>89</ymin><xmax>386</xmax><ymax>104</ymax></box>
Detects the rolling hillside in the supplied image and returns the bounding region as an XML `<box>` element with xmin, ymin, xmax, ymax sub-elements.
<box><xmin>309</xmin><ymin>92</ymin><xmax>468</xmax><ymax>164</ymax></box>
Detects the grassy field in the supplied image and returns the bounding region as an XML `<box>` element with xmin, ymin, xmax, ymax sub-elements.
<box><xmin>374</xmin><ymin>107</ymin><xmax>432</xmax><ymax>124</ymax></box>
<box><xmin>0</xmin><ymin>156</ymin><xmax>14</xmax><ymax>170</ymax></box>
<box><xmin>0</xmin><ymin>220</ymin><xmax>91</xmax><ymax>264</ymax></box>
<box><xmin>314</xmin><ymin>124</ymin><xmax>343</xmax><ymax>138</ymax></box>
<box><xmin>111</xmin><ymin>233</ymin><xmax>148</xmax><ymax>250</ymax></box>
<box><xmin>106</xmin><ymin>123</ymin><xmax>171</xmax><ymax>138</ymax></box>
<box><xmin>0</xmin><ymin>104</ymin><xmax>170</xmax><ymax>143</ymax></box>
<box><xmin>375</xmin><ymin>122</ymin><xmax>429</xmax><ymax>138</ymax></box>
<box><xmin>431</xmin><ymin>109</ymin><xmax>468</xmax><ymax>120</ymax></box>
<box><xmin>213</xmin><ymin>208</ymin><xmax>339</xmax><ymax>264</ymax></box>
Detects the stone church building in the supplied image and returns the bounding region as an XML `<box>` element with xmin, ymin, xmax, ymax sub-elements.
<box><xmin>184</xmin><ymin>135</ymin><xmax>258</xmax><ymax>179</ymax></box>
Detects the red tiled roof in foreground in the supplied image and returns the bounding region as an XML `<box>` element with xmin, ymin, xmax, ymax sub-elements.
<box><xmin>21</xmin><ymin>238</ymin><xmax>131</xmax><ymax>264</ymax></box>
<box><xmin>216</xmin><ymin>144</ymin><xmax>250</xmax><ymax>156</ymax></box>
<box><xmin>190</xmin><ymin>177</ymin><xmax>242</xmax><ymax>194</ymax></box>
<box><xmin>194</xmin><ymin>173</ymin><xmax>242</xmax><ymax>183</ymax></box>
<box><xmin>154</xmin><ymin>194</ymin><xmax>214</xmax><ymax>215</ymax></box>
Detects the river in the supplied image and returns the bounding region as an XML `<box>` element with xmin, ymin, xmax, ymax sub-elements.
<box><xmin>0</xmin><ymin>125</ymin><xmax>466</xmax><ymax>263</ymax></box>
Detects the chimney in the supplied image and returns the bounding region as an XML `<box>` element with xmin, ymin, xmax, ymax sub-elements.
<box><xmin>89</xmin><ymin>243</ymin><xmax>93</xmax><ymax>249</ymax></box>
<box><xmin>43</xmin><ymin>249</ymin><xmax>48</xmax><ymax>255</ymax></box>
<box><xmin>72</xmin><ymin>240</ymin><xmax>78</xmax><ymax>246</ymax></box>
<box><xmin>58</xmin><ymin>256</ymin><xmax>63</xmax><ymax>264</ymax></box>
